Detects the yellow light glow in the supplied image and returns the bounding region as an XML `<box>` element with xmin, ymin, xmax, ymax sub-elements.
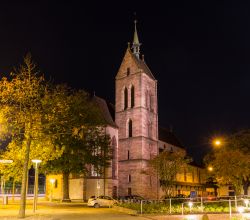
<box><xmin>208</xmin><ymin>166</ymin><xmax>213</xmax><ymax>171</ymax></box>
<box><xmin>50</xmin><ymin>179</ymin><xmax>55</xmax><ymax>184</ymax></box>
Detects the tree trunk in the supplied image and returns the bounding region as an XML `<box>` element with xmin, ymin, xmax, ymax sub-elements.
<box><xmin>243</xmin><ymin>181</ymin><xmax>249</xmax><ymax>196</ymax></box>
<box><xmin>62</xmin><ymin>172</ymin><xmax>71</xmax><ymax>202</ymax></box>
<box><xmin>18</xmin><ymin>136</ymin><xmax>31</xmax><ymax>218</ymax></box>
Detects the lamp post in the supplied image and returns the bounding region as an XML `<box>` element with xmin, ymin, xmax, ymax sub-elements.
<box><xmin>49</xmin><ymin>179</ymin><xmax>55</xmax><ymax>202</ymax></box>
<box><xmin>31</xmin><ymin>159</ymin><xmax>41</xmax><ymax>213</ymax></box>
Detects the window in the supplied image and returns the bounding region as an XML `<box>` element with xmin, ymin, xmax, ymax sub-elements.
<box><xmin>127</xmin><ymin>150</ymin><xmax>130</xmax><ymax>160</ymax></box>
<box><xmin>124</xmin><ymin>87</ymin><xmax>128</xmax><ymax>110</ymax></box>
<box><xmin>128</xmin><ymin>188</ymin><xmax>132</xmax><ymax>196</ymax></box>
<box><xmin>127</xmin><ymin>67</ymin><xmax>130</xmax><ymax>76</ymax></box>
<box><xmin>128</xmin><ymin>174</ymin><xmax>131</xmax><ymax>183</ymax></box>
<box><xmin>131</xmin><ymin>85</ymin><xmax>134</xmax><ymax>108</ymax></box>
<box><xmin>128</xmin><ymin>119</ymin><xmax>132</xmax><ymax>137</ymax></box>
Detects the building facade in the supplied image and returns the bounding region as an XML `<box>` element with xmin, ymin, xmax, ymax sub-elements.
<box><xmin>46</xmin><ymin>22</ymin><xmax>206</xmax><ymax>201</ymax></box>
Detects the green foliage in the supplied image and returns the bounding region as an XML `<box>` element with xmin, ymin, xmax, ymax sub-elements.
<box><xmin>205</xmin><ymin>129</ymin><xmax>250</xmax><ymax>195</ymax></box>
<box><xmin>148</xmin><ymin>150</ymin><xmax>191</xmax><ymax>196</ymax></box>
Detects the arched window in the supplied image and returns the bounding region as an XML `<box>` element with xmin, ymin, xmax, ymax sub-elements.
<box><xmin>124</xmin><ymin>87</ymin><xmax>128</xmax><ymax>110</ymax></box>
<box><xmin>131</xmin><ymin>85</ymin><xmax>134</xmax><ymax>108</ymax></box>
<box><xmin>128</xmin><ymin>119</ymin><xmax>132</xmax><ymax>137</ymax></box>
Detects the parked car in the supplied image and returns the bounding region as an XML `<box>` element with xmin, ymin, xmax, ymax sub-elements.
<box><xmin>87</xmin><ymin>195</ymin><xmax>118</xmax><ymax>208</ymax></box>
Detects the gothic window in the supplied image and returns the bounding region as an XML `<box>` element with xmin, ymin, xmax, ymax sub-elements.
<box><xmin>111</xmin><ymin>136</ymin><xmax>117</xmax><ymax>179</ymax></box>
<box><xmin>131</xmin><ymin>85</ymin><xmax>135</xmax><ymax>108</ymax></box>
<box><xmin>127</xmin><ymin>67</ymin><xmax>130</xmax><ymax>76</ymax></box>
<box><xmin>128</xmin><ymin>187</ymin><xmax>132</xmax><ymax>196</ymax></box>
<box><xmin>128</xmin><ymin>119</ymin><xmax>132</xmax><ymax>137</ymax></box>
<box><xmin>124</xmin><ymin>87</ymin><xmax>128</xmax><ymax>110</ymax></box>
<box><xmin>128</xmin><ymin>174</ymin><xmax>131</xmax><ymax>183</ymax></box>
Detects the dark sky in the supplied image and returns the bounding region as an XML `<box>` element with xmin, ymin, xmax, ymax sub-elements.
<box><xmin>0</xmin><ymin>1</ymin><xmax>249</xmax><ymax>163</ymax></box>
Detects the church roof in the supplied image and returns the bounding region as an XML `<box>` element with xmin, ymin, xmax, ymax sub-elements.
<box><xmin>158</xmin><ymin>127</ymin><xmax>185</xmax><ymax>149</ymax></box>
<box><xmin>91</xmin><ymin>96</ymin><xmax>118</xmax><ymax>128</ymax></box>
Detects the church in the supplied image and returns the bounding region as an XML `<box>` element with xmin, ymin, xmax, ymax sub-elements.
<box><xmin>46</xmin><ymin>22</ymin><xmax>205</xmax><ymax>201</ymax></box>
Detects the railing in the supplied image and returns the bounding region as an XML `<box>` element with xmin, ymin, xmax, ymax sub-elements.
<box><xmin>118</xmin><ymin>195</ymin><xmax>250</xmax><ymax>216</ymax></box>
<box><xmin>0</xmin><ymin>185</ymin><xmax>45</xmax><ymax>195</ymax></box>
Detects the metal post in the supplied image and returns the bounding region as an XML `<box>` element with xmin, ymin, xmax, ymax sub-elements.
<box><xmin>201</xmin><ymin>196</ymin><xmax>203</xmax><ymax>212</ymax></box>
<box><xmin>229</xmin><ymin>199</ymin><xmax>232</xmax><ymax>218</ymax></box>
<box><xmin>33</xmin><ymin>163</ymin><xmax>38</xmax><ymax>212</ymax></box>
<box><xmin>235</xmin><ymin>195</ymin><xmax>237</xmax><ymax>210</ymax></box>
<box><xmin>140</xmin><ymin>200</ymin><xmax>143</xmax><ymax>214</ymax></box>
<box><xmin>182</xmin><ymin>203</ymin><xmax>184</xmax><ymax>215</ymax></box>
<box><xmin>169</xmin><ymin>198</ymin><xmax>172</xmax><ymax>214</ymax></box>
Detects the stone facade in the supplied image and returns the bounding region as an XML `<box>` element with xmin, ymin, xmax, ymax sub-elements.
<box><xmin>115</xmin><ymin>48</ymin><xmax>159</xmax><ymax>199</ymax></box>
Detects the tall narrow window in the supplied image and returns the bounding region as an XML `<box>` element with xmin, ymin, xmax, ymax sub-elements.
<box><xmin>131</xmin><ymin>86</ymin><xmax>134</xmax><ymax>108</ymax></box>
<box><xmin>124</xmin><ymin>87</ymin><xmax>128</xmax><ymax>110</ymax></box>
<box><xmin>127</xmin><ymin>150</ymin><xmax>130</xmax><ymax>160</ymax></box>
<box><xmin>128</xmin><ymin>187</ymin><xmax>132</xmax><ymax>196</ymax></box>
<box><xmin>128</xmin><ymin>174</ymin><xmax>131</xmax><ymax>183</ymax></box>
<box><xmin>127</xmin><ymin>67</ymin><xmax>130</xmax><ymax>76</ymax></box>
<box><xmin>128</xmin><ymin>119</ymin><xmax>132</xmax><ymax>137</ymax></box>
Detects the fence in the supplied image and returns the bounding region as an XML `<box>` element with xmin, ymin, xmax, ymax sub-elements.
<box><xmin>118</xmin><ymin>195</ymin><xmax>250</xmax><ymax>216</ymax></box>
<box><xmin>0</xmin><ymin>185</ymin><xmax>45</xmax><ymax>195</ymax></box>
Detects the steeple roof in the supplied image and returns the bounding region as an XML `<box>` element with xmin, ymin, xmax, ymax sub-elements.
<box><xmin>133</xmin><ymin>20</ymin><xmax>140</xmax><ymax>45</ymax></box>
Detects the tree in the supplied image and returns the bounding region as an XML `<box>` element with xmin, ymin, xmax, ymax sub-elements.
<box><xmin>0</xmin><ymin>54</ymin><xmax>62</xmax><ymax>218</ymax></box>
<box><xmin>204</xmin><ymin>130</ymin><xmax>250</xmax><ymax>195</ymax></box>
<box><xmin>42</xmin><ymin>87</ymin><xmax>111</xmax><ymax>201</ymax></box>
<box><xmin>148</xmin><ymin>150</ymin><xmax>191</xmax><ymax>197</ymax></box>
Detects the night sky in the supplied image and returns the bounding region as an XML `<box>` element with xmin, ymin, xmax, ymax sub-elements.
<box><xmin>0</xmin><ymin>1</ymin><xmax>249</xmax><ymax>163</ymax></box>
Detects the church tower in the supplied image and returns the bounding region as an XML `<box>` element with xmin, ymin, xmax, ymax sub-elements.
<box><xmin>115</xmin><ymin>21</ymin><xmax>159</xmax><ymax>199</ymax></box>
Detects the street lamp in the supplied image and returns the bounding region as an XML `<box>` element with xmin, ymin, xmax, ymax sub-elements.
<box><xmin>213</xmin><ymin>139</ymin><xmax>222</xmax><ymax>147</ymax></box>
<box><xmin>31</xmin><ymin>159</ymin><xmax>41</xmax><ymax>213</ymax></box>
<box><xmin>49</xmin><ymin>179</ymin><xmax>55</xmax><ymax>202</ymax></box>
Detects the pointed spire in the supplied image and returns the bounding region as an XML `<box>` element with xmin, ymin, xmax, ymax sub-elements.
<box><xmin>132</xmin><ymin>19</ymin><xmax>141</xmax><ymax>59</ymax></box>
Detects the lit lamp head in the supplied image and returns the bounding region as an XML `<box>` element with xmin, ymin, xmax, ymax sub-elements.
<box><xmin>188</xmin><ymin>201</ymin><xmax>193</xmax><ymax>208</ymax></box>
<box><xmin>213</xmin><ymin>139</ymin><xmax>221</xmax><ymax>147</ymax></box>
<box><xmin>238</xmin><ymin>206</ymin><xmax>245</xmax><ymax>214</ymax></box>
<box><xmin>244</xmin><ymin>199</ymin><xmax>249</xmax><ymax>206</ymax></box>
<box><xmin>208</xmin><ymin>166</ymin><xmax>213</xmax><ymax>172</ymax></box>
<box><xmin>50</xmin><ymin>179</ymin><xmax>55</xmax><ymax>185</ymax></box>
<box><xmin>31</xmin><ymin>159</ymin><xmax>42</xmax><ymax>164</ymax></box>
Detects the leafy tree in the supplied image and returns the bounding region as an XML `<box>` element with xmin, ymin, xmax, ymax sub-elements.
<box><xmin>148</xmin><ymin>150</ymin><xmax>191</xmax><ymax>197</ymax></box>
<box><xmin>204</xmin><ymin>130</ymin><xmax>250</xmax><ymax>195</ymax></box>
<box><xmin>42</xmin><ymin>87</ymin><xmax>111</xmax><ymax>201</ymax></box>
<box><xmin>0</xmin><ymin>54</ymin><xmax>62</xmax><ymax>218</ymax></box>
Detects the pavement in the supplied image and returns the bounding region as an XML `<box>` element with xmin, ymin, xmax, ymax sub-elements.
<box><xmin>0</xmin><ymin>200</ymin><xmax>250</xmax><ymax>220</ymax></box>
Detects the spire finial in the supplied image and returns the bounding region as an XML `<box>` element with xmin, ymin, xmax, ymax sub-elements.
<box><xmin>132</xmin><ymin>13</ymin><xmax>141</xmax><ymax>59</ymax></box>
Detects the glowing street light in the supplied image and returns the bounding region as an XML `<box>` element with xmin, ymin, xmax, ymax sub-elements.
<box><xmin>31</xmin><ymin>159</ymin><xmax>42</xmax><ymax>213</ymax></box>
<box><xmin>188</xmin><ymin>201</ymin><xmax>193</xmax><ymax>213</ymax></box>
<box><xmin>244</xmin><ymin>199</ymin><xmax>249</xmax><ymax>207</ymax></box>
<box><xmin>208</xmin><ymin>166</ymin><xmax>213</xmax><ymax>172</ymax></box>
<box><xmin>49</xmin><ymin>179</ymin><xmax>55</xmax><ymax>202</ymax></box>
<box><xmin>213</xmin><ymin>139</ymin><xmax>222</xmax><ymax>147</ymax></box>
